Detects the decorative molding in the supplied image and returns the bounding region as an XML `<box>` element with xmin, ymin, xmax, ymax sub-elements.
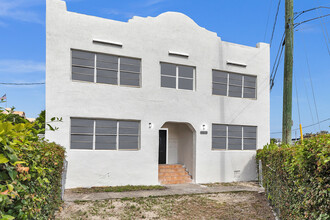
<box><xmin>226</xmin><ymin>60</ymin><xmax>247</xmax><ymax>67</ymax></box>
<box><xmin>168</xmin><ymin>50</ymin><xmax>189</xmax><ymax>58</ymax></box>
<box><xmin>93</xmin><ymin>39</ymin><xmax>123</xmax><ymax>47</ymax></box>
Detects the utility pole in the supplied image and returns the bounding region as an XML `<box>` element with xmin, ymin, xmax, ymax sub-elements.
<box><xmin>282</xmin><ymin>0</ymin><xmax>294</xmax><ymax>144</ymax></box>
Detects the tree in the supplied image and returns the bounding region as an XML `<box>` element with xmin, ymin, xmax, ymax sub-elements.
<box><xmin>270</xmin><ymin>138</ymin><xmax>278</xmax><ymax>144</ymax></box>
<box><xmin>0</xmin><ymin>107</ymin><xmax>29</xmax><ymax>124</ymax></box>
<box><xmin>34</xmin><ymin>110</ymin><xmax>45</xmax><ymax>134</ymax></box>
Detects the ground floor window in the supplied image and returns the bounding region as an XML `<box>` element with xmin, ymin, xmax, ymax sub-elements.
<box><xmin>212</xmin><ymin>124</ymin><xmax>257</xmax><ymax>150</ymax></box>
<box><xmin>70</xmin><ymin>118</ymin><xmax>140</xmax><ymax>150</ymax></box>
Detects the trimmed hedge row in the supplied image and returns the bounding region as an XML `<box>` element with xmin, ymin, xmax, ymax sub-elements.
<box><xmin>0</xmin><ymin>120</ymin><xmax>65</xmax><ymax>219</ymax></box>
<box><xmin>257</xmin><ymin>134</ymin><xmax>330</xmax><ymax>220</ymax></box>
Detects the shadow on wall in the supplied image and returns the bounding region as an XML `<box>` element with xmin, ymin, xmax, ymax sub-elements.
<box><xmin>219</xmin><ymin>153</ymin><xmax>257</xmax><ymax>182</ymax></box>
<box><xmin>239</xmin><ymin>154</ymin><xmax>257</xmax><ymax>181</ymax></box>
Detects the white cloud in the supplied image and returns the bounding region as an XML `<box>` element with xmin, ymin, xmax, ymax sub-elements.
<box><xmin>0</xmin><ymin>0</ymin><xmax>43</xmax><ymax>24</ymax></box>
<box><xmin>144</xmin><ymin>0</ymin><xmax>166</xmax><ymax>7</ymax></box>
<box><xmin>103</xmin><ymin>0</ymin><xmax>168</xmax><ymax>19</ymax></box>
<box><xmin>0</xmin><ymin>60</ymin><xmax>45</xmax><ymax>73</ymax></box>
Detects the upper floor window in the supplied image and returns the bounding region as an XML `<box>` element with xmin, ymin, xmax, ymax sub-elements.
<box><xmin>212</xmin><ymin>70</ymin><xmax>257</xmax><ymax>99</ymax></box>
<box><xmin>71</xmin><ymin>118</ymin><xmax>140</xmax><ymax>150</ymax></box>
<box><xmin>212</xmin><ymin>124</ymin><xmax>257</xmax><ymax>150</ymax></box>
<box><xmin>160</xmin><ymin>62</ymin><xmax>195</xmax><ymax>91</ymax></box>
<box><xmin>71</xmin><ymin>49</ymin><xmax>141</xmax><ymax>87</ymax></box>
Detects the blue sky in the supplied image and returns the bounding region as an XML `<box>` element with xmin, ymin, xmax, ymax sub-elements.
<box><xmin>0</xmin><ymin>0</ymin><xmax>329</xmax><ymax>138</ymax></box>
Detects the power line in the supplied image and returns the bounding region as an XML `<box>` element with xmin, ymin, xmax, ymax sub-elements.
<box><xmin>294</xmin><ymin>14</ymin><xmax>330</xmax><ymax>28</ymax></box>
<box><xmin>0</xmin><ymin>82</ymin><xmax>45</xmax><ymax>85</ymax></box>
<box><xmin>316</xmin><ymin>5</ymin><xmax>330</xmax><ymax>56</ymax></box>
<box><xmin>301</xmin><ymin>35</ymin><xmax>321</xmax><ymax>131</ymax></box>
<box><xmin>270</xmin><ymin>45</ymin><xmax>284</xmax><ymax>90</ymax></box>
<box><xmin>293</xmin><ymin>72</ymin><xmax>301</xmax><ymax>124</ymax></box>
<box><xmin>294</xmin><ymin>6</ymin><xmax>330</xmax><ymax>20</ymax></box>
<box><xmin>270</xmin><ymin>118</ymin><xmax>330</xmax><ymax>134</ymax></box>
<box><xmin>294</xmin><ymin>6</ymin><xmax>330</xmax><ymax>54</ymax></box>
<box><xmin>270</xmin><ymin>32</ymin><xmax>285</xmax><ymax>90</ymax></box>
<box><xmin>263</xmin><ymin>0</ymin><xmax>274</xmax><ymax>41</ymax></box>
<box><xmin>303</xmin><ymin>80</ymin><xmax>316</xmax><ymax>131</ymax></box>
<box><xmin>269</xmin><ymin>0</ymin><xmax>282</xmax><ymax>47</ymax></box>
<box><xmin>298</xmin><ymin>118</ymin><xmax>329</xmax><ymax>131</ymax></box>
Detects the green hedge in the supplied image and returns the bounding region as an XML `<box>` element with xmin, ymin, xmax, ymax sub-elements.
<box><xmin>0</xmin><ymin>121</ymin><xmax>65</xmax><ymax>219</ymax></box>
<box><xmin>257</xmin><ymin>134</ymin><xmax>330</xmax><ymax>220</ymax></box>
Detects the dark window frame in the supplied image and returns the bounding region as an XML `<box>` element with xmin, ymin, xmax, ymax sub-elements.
<box><xmin>160</xmin><ymin>62</ymin><xmax>195</xmax><ymax>91</ymax></box>
<box><xmin>212</xmin><ymin>69</ymin><xmax>257</xmax><ymax>99</ymax></box>
<box><xmin>71</xmin><ymin>49</ymin><xmax>142</xmax><ymax>88</ymax></box>
<box><xmin>70</xmin><ymin>117</ymin><xmax>141</xmax><ymax>151</ymax></box>
<box><xmin>212</xmin><ymin>123</ymin><xmax>257</xmax><ymax>151</ymax></box>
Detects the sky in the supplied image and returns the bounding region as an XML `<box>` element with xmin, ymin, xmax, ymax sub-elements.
<box><xmin>0</xmin><ymin>0</ymin><xmax>329</xmax><ymax>138</ymax></box>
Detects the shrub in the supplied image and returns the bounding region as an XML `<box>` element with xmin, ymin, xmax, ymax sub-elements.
<box><xmin>0</xmin><ymin>117</ymin><xmax>65</xmax><ymax>219</ymax></box>
<box><xmin>257</xmin><ymin>134</ymin><xmax>330</xmax><ymax>219</ymax></box>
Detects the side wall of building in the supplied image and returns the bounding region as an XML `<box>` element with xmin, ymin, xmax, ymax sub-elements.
<box><xmin>46</xmin><ymin>0</ymin><xmax>269</xmax><ymax>188</ymax></box>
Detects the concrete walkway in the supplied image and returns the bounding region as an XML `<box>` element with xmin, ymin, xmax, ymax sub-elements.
<box><xmin>64</xmin><ymin>182</ymin><xmax>265</xmax><ymax>202</ymax></box>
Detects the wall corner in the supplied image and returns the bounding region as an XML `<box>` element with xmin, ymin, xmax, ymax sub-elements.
<box><xmin>256</xmin><ymin>42</ymin><xmax>269</xmax><ymax>49</ymax></box>
<box><xmin>46</xmin><ymin>0</ymin><xmax>67</xmax><ymax>14</ymax></box>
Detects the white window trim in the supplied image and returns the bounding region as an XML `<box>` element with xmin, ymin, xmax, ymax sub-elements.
<box><xmin>92</xmin><ymin>120</ymin><xmax>96</xmax><ymax>150</ymax></box>
<box><xmin>116</xmin><ymin>121</ymin><xmax>120</xmax><ymax>150</ymax></box>
<box><xmin>175</xmin><ymin>66</ymin><xmax>179</xmax><ymax>90</ymax></box>
<box><xmin>118</xmin><ymin>57</ymin><xmax>121</xmax><ymax>86</ymax></box>
<box><xmin>241</xmin><ymin>75</ymin><xmax>245</xmax><ymax>99</ymax></box>
<box><xmin>94</xmin><ymin>54</ymin><xmax>97</xmax><ymax>83</ymax></box>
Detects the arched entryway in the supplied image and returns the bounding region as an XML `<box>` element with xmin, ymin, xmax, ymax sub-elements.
<box><xmin>158</xmin><ymin>122</ymin><xmax>196</xmax><ymax>184</ymax></box>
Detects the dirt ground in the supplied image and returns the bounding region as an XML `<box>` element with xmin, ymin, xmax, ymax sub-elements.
<box><xmin>56</xmin><ymin>191</ymin><xmax>275</xmax><ymax>220</ymax></box>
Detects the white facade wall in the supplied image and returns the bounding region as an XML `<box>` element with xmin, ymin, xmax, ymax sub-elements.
<box><xmin>46</xmin><ymin>0</ymin><xmax>270</xmax><ymax>188</ymax></box>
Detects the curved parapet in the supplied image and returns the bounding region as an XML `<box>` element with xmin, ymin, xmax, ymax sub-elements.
<box><xmin>129</xmin><ymin>11</ymin><xmax>219</xmax><ymax>39</ymax></box>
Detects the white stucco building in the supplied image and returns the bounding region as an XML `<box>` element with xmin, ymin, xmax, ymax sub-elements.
<box><xmin>46</xmin><ymin>0</ymin><xmax>270</xmax><ymax>189</ymax></box>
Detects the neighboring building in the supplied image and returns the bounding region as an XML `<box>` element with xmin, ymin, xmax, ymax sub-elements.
<box><xmin>46</xmin><ymin>0</ymin><xmax>270</xmax><ymax>188</ymax></box>
<box><xmin>3</xmin><ymin>108</ymin><xmax>26</xmax><ymax>118</ymax></box>
<box><xmin>3</xmin><ymin>108</ymin><xmax>35</xmax><ymax>122</ymax></box>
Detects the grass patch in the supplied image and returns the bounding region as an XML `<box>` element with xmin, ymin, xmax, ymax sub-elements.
<box><xmin>202</xmin><ymin>181</ymin><xmax>259</xmax><ymax>187</ymax></box>
<box><xmin>73</xmin><ymin>200</ymin><xmax>89</xmax><ymax>204</ymax></box>
<box><xmin>202</xmin><ymin>182</ymin><xmax>237</xmax><ymax>187</ymax></box>
<box><xmin>70</xmin><ymin>185</ymin><xmax>166</xmax><ymax>193</ymax></box>
<box><xmin>57</xmin><ymin>192</ymin><xmax>275</xmax><ymax>220</ymax></box>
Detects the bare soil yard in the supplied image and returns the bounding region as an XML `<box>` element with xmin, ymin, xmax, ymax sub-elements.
<box><xmin>56</xmin><ymin>191</ymin><xmax>275</xmax><ymax>220</ymax></box>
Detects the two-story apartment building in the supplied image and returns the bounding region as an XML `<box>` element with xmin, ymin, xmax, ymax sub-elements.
<box><xmin>46</xmin><ymin>0</ymin><xmax>270</xmax><ymax>189</ymax></box>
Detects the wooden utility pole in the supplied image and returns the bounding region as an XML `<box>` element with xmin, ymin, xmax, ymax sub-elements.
<box><xmin>282</xmin><ymin>0</ymin><xmax>294</xmax><ymax>144</ymax></box>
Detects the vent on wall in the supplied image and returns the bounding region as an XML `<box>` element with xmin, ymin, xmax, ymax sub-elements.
<box><xmin>226</xmin><ymin>60</ymin><xmax>247</xmax><ymax>67</ymax></box>
<box><xmin>168</xmin><ymin>50</ymin><xmax>189</xmax><ymax>58</ymax></box>
<box><xmin>93</xmin><ymin>39</ymin><xmax>123</xmax><ymax>48</ymax></box>
<box><xmin>234</xmin><ymin>170</ymin><xmax>241</xmax><ymax>181</ymax></box>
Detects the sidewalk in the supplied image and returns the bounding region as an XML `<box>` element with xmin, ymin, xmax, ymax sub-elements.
<box><xmin>64</xmin><ymin>182</ymin><xmax>264</xmax><ymax>202</ymax></box>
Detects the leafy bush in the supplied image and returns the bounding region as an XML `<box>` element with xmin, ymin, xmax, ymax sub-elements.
<box><xmin>257</xmin><ymin>134</ymin><xmax>330</xmax><ymax>219</ymax></box>
<box><xmin>0</xmin><ymin>112</ymin><xmax>65</xmax><ymax>219</ymax></box>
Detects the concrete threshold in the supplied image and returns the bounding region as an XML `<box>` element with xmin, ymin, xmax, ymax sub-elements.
<box><xmin>64</xmin><ymin>183</ymin><xmax>265</xmax><ymax>202</ymax></box>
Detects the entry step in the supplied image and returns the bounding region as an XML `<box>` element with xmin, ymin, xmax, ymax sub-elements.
<box><xmin>158</xmin><ymin>164</ymin><xmax>192</xmax><ymax>185</ymax></box>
